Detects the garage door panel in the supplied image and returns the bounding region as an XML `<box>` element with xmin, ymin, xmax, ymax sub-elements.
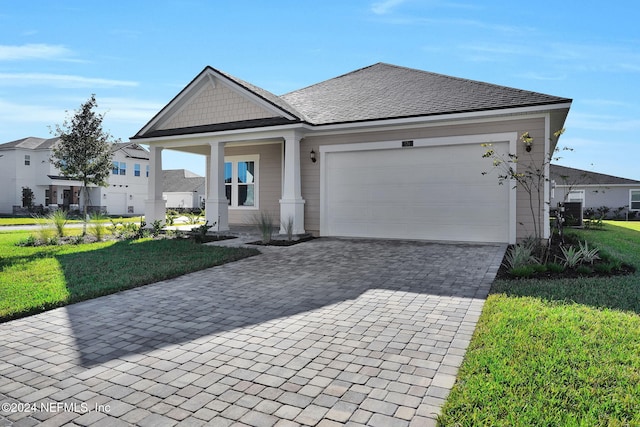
<box><xmin>324</xmin><ymin>143</ymin><xmax>510</xmax><ymax>243</ymax></box>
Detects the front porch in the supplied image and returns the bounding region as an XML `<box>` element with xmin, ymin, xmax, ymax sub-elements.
<box><xmin>144</xmin><ymin>130</ymin><xmax>307</xmax><ymax>236</ymax></box>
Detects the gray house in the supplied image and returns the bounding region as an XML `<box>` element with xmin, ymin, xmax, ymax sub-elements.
<box><xmin>162</xmin><ymin>169</ymin><xmax>205</xmax><ymax>209</ymax></box>
<box><xmin>133</xmin><ymin>63</ymin><xmax>571</xmax><ymax>243</ymax></box>
<box><xmin>550</xmin><ymin>164</ymin><xmax>640</xmax><ymax>218</ymax></box>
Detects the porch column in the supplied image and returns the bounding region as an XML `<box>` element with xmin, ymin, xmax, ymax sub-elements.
<box><xmin>280</xmin><ymin>131</ymin><xmax>305</xmax><ymax>234</ymax></box>
<box><xmin>205</xmin><ymin>141</ymin><xmax>229</xmax><ymax>231</ymax></box>
<box><xmin>144</xmin><ymin>146</ymin><xmax>166</xmax><ymax>226</ymax></box>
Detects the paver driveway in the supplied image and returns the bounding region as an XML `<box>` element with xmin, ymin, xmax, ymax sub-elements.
<box><xmin>0</xmin><ymin>238</ymin><xmax>505</xmax><ymax>426</ymax></box>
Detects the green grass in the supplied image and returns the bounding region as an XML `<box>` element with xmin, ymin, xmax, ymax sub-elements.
<box><xmin>0</xmin><ymin>216</ymin><xmax>144</xmax><ymax>226</ymax></box>
<box><xmin>0</xmin><ymin>231</ymin><xmax>258</xmax><ymax>321</ymax></box>
<box><xmin>439</xmin><ymin>222</ymin><xmax>640</xmax><ymax>426</ymax></box>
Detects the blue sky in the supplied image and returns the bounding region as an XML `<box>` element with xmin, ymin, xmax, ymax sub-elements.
<box><xmin>1</xmin><ymin>0</ymin><xmax>638</xmax><ymax>179</ymax></box>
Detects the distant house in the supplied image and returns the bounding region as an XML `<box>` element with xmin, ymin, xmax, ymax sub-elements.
<box><xmin>0</xmin><ymin>137</ymin><xmax>149</xmax><ymax>215</ymax></box>
<box><xmin>162</xmin><ymin>169</ymin><xmax>205</xmax><ymax>209</ymax></box>
<box><xmin>550</xmin><ymin>164</ymin><xmax>640</xmax><ymax>217</ymax></box>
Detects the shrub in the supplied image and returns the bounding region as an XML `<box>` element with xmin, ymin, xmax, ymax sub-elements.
<box><xmin>88</xmin><ymin>212</ymin><xmax>106</xmax><ymax>241</ymax></box>
<box><xmin>576</xmin><ymin>265</ymin><xmax>593</xmax><ymax>275</ymax></box>
<box><xmin>593</xmin><ymin>263</ymin><xmax>614</xmax><ymax>274</ymax></box>
<box><xmin>253</xmin><ymin>211</ymin><xmax>274</xmax><ymax>244</ymax></box>
<box><xmin>192</xmin><ymin>221</ymin><xmax>215</xmax><ymax>243</ymax></box>
<box><xmin>547</xmin><ymin>262</ymin><xmax>565</xmax><ymax>273</ymax></box>
<box><xmin>49</xmin><ymin>209</ymin><xmax>68</xmax><ymax>237</ymax></box>
<box><xmin>559</xmin><ymin>245</ymin><xmax>582</xmax><ymax>268</ymax></box>
<box><xmin>509</xmin><ymin>265</ymin><xmax>536</xmax><ymax>278</ymax></box>
<box><xmin>151</xmin><ymin>220</ymin><xmax>164</xmax><ymax>237</ymax></box>
<box><xmin>281</xmin><ymin>216</ymin><xmax>294</xmax><ymax>241</ymax></box>
<box><xmin>578</xmin><ymin>240</ymin><xmax>600</xmax><ymax>264</ymax></box>
<box><xmin>166</xmin><ymin>210</ymin><xmax>178</xmax><ymax>226</ymax></box>
<box><xmin>504</xmin><ymin>244</ymin><xmax>538</xmax><ymax>270</ymax></box>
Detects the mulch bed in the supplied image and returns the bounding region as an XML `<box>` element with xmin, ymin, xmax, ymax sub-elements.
<box><xmin>248</xmin><ymin>235</ymin><xmax>315</xmax><ymax>246</ymax></box>
<box><xmin>496</xmin><ymin>235</ymin><xmax>635</xmax><ymax>280</ymax></box>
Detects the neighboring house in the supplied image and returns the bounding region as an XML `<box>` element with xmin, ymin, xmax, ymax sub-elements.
<box><xmin>550</xmin><ymin>164</ymin><xmax>640</xmax><ymax>217</ymax></box>
<box><xmin>162</xmin><ymin>169</ymin><xmax>205</xmax><ymax>209</ymax></box>
<box><xmin>0</xmin><ymin>137</ymin><xmax>149</xmax><ymax>215</ymax></box>
<box><xmin>132</xmin><ymin>63</ymin><xmax>571</xmax><ymax>243</ymax></box>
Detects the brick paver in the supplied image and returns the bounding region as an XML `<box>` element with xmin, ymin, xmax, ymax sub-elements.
<box><xmin>0</xmin><ymin>238</ymin><xmax>504</xmax><ymax>425</ymax></box>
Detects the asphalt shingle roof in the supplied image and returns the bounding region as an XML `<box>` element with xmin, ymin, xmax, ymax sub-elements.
<box><xmin>551</xmin><ymin>164</ymin><xmax>640</xmax><ymax>185</ymax></box>
<box><xmin>282</xmin><ymin>63</ymin><xmax>571</xmax><ymax>125</ymax></box>
<box><xmin>163</xmin><ymin>169</ymin><xmax>205</xmax><ymax>193</ymax></box>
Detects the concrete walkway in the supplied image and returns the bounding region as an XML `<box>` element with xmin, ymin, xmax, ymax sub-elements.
<box><xmin>0</xmin><ymin>238</ymin><xmax>505</xmax><ymax>426</ymax></box>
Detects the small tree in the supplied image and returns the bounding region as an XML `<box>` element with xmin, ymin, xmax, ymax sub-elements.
<box><xmin>51</xmin><ymin>94</ymin><xmax>118</xmax><ymax>234</ymax></box>
<box><xmin>481</xmin><ymin>129</ymin><xmax>567</xmax><ymax>245</ymax></box>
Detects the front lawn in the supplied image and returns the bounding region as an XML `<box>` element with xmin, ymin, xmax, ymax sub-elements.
<box><xmin>439</xmin><ymin>222</ymin><xmax>640</xmax><ymax>426</ymax></box>
<box><xmin>0</xmin><ymin>230</ymin><xmax>258</xmax><ymax>322</ymax></box>
<box><xmin>0</xmin><ymin>216</ymin><xmax>144</xmax><ymax>226</ymax></box>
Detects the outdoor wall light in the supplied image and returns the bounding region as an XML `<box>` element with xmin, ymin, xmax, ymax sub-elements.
<box><xmin>521</xmin><ymin>131</ymin><xmax>533</xmax><ymax>152</ymax></box>
<box><xmin>103</xmin><ymin>194</ymin><xmax>107</xmax><ymax>199</ymax></box>
<box><xmin>129</xmin><ymin>195</ymin><xmax>133</xmax><ymax>200</ymax></box>
<box><xmin>310</xmin><ymin>149</ymin><xmax>317</xmax><ymax>163</ymax></box>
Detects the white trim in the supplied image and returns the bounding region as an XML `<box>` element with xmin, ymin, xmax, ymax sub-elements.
<box><xmin>629</xmin><ymin>189</ymin><xmax>640</xmax><ymax>211</ymax></box>
<box><xmin>567</xmin><ymin>189</ymin><xmax>586</xmax><ymax>203</ymax></box>
<box><xmin>543</xmin><ymin>113</ymin><xmax>551</xmax><ymax>239</ymax></box>
<box><xmin>305</xmin><ymin>103</ymin><xmax>571</xmax><ymax>134</ymax></box>
<box><xmin>555</xmin><ymin>183</ymin><xmax>640</xmax><ymax>188</ymax></box>
<box><xmin>224</xmin><ymin>154</ymin><xmax>259</xmax><ymax>210</ymax></box>
<box><xmin>320</xmin><ymin>132</ymin><xmax>518</xmax><ymax>244</ymax></box>
<box><xmin>135</xmin><ymin>104</ymin><xmax>570</xmax><ymax>147</ymax></box>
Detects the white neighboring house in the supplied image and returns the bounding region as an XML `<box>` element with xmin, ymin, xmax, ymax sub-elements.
<box><xmin>0</xmin><ymin>137</ymin><xmax>149</xmax><ymax>216</ymax></box>
<box><xmin>162</xmin><ymin>169</ymin><xmax>205</xmax><ymax>209</ymax></box>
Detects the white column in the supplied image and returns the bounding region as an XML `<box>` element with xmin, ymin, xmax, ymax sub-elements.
<box><xmin>280</xmin><ymin>131</ymin><xmax>305</xmax><ymax>234</ymax></box>
<box><xmin>205</xmin><ymin>141</ymin><xmax>229</xmax><ymax>231</ymax></box>
<box><xmin>144</xmin><ymin>145</ymin><xmax>166</xmax><ymax>226</ymax></box>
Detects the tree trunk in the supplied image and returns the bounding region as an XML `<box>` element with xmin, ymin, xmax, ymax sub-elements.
<box><xmin>82</xmin><ymin>185</ymin><xmax>88</xmax><ymax>235</ymax></box>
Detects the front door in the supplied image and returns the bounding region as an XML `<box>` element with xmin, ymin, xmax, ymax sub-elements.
<box><xmin>63</xmin><ymin>189</ymin><xmax>71</xmax><ymax>210</ymax></box>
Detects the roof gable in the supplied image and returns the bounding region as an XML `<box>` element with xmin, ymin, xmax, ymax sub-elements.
<box><xmin>281</xmin><ymin>63</ymin><xmax>572</xmax><ymax>125</ymax></box>
<box><xmin>136</xmin><ymin>67</ymin><xmax>302</xmax><ymax>138</ymax></box>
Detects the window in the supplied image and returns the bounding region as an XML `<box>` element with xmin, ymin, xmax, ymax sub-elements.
<box><xmin>146</xmin><ymin>165</ymin><xmax>149</xmax><ymax>177</ymax></box>
<box><xmin>224</xmin><ymin>155</ymin><xmax>258</xmax><ymax>208</ymax></box>
<box><xmin>112</xmin><ymin>161</ymin><xmax>119</xmax><ymax>175</ymax></box>
<box><xmin>24</xmin><ymin>155</ymin><xmax>30</xmax><ymax>166</ymax></box>
<box><xmin>134</xmin><ymin>163</ymin><xmax>141</xmax><ymax>177</ymax></box>
<box><xmin>119</xmin><ymin>162</ymin><xmax>126</xmax><ymax>176</ymax></box>
<box><xmin>630</xmin><ymin>190</ymin><xmax>640</xmax><ymax>211</ymax></box>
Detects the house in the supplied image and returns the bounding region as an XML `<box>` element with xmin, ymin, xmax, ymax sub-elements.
<box><xmin>550</xmin><ymin>164</ymin><xmax>640</xmax><ymax>218</ymax></box>
<box><xmin>162</xmin><ymin>169</ymin><xmax>205</xmax><ymax>209</ymax></box>
<box><xmin>132</xmin><ymin>63</ymin><xmax>571</xmax><ymax>243</ymax></box>
<box><xmin>0</xmin><ymin>137</ymin><xmax>149</xmax><ymax>216</ymax></box>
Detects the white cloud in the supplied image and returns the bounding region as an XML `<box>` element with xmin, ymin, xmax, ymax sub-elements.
<box><xmin>0</xmin><ymin>73</ymin><xmax>138</xmax><ymax>88</ymax></box>
<box><xmin>0</xmin><ymin>43</ymin><xmax>74</xmax><ymax>61</ymax></box>
<box><xmin>98</xmin><ymin>97</ymin><xmax>165</xmax><ymax>124</ymax></box>
<box><xmin>371</xmin><ymin>0</ymin><xmax>406</xmax><ymax>15</ymax></box>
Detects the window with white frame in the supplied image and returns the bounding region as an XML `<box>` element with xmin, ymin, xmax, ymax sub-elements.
<box><xmin>224</xmin><ymin>155</ymin><xmax>258</xmax><ymax>208</ymax></box>
<box><xmin>630</xmin><ymin>190</ymin><xmax>640</xmax><ymax>211</ymax></box>
<box><xmin>134</xmin><ymin>163</ymin><xmax>141</xmax><ymax>177</ymax></box>
<box><xmin>24</xmin><ymin>155</ymin><xmax>30</xmax><ymax>166</ymax></box>
<box><xmin>112</xmin><ymin>161</ymin><xmax>119</xmax><ymax>175</ymax></box>
<box><xmin>119</xmin><ymin>162</ymin><xmax>126</xmax><ymax>175</ymax></box>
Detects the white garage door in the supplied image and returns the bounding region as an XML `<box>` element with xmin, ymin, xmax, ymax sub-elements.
<box><xmin>323</xmin><ymin>142</ymin><xmax>510</xmax><ymax>243</ymax></box>
<box><xmin>106</xmin><ymin>192</ymin><xmax>127</xmax><ymax>215</ymax></box>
